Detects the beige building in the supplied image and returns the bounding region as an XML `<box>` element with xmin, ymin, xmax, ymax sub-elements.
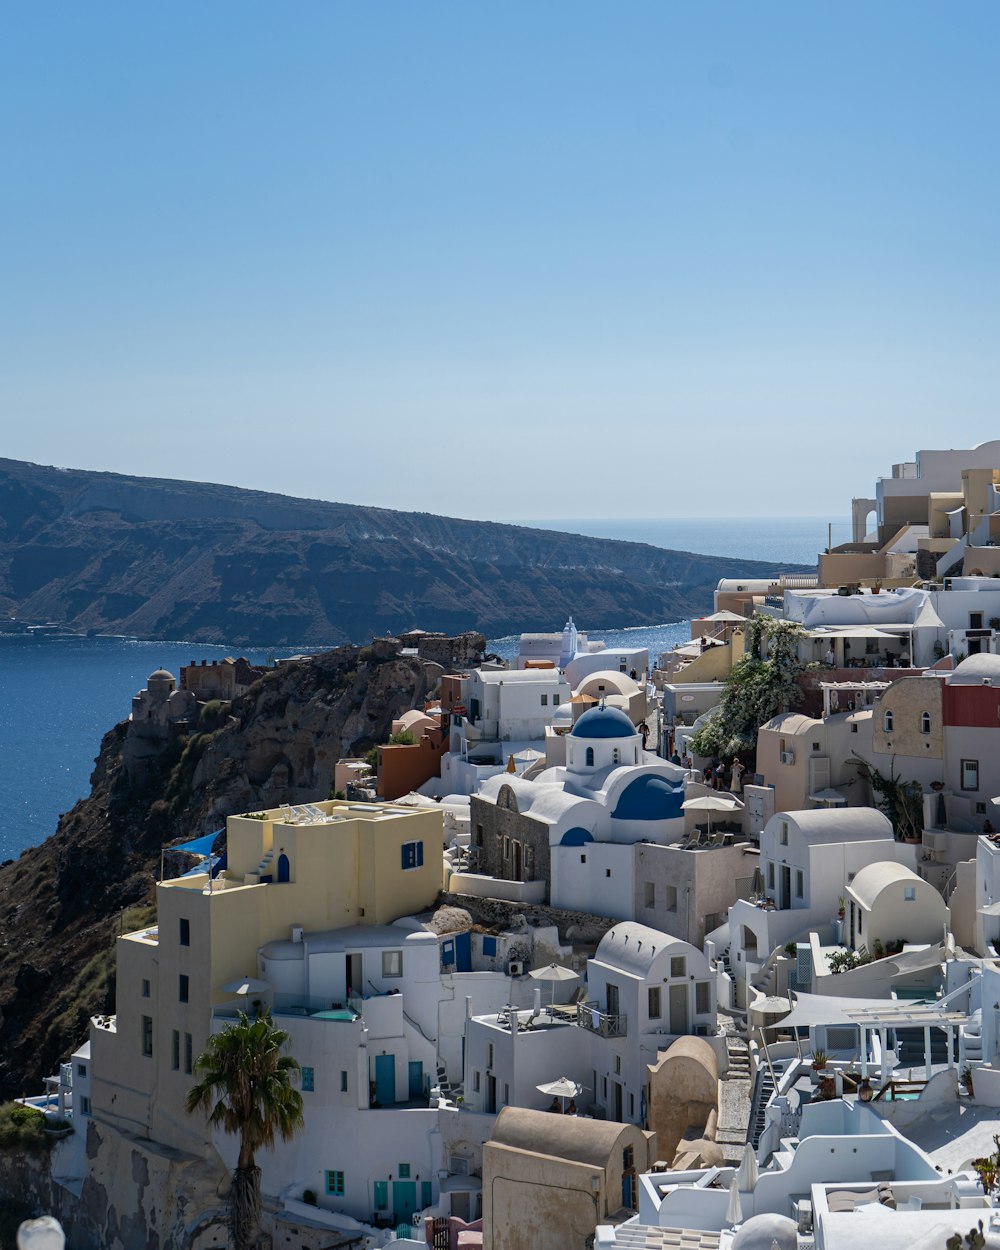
<box><xmin>646</xmin><ymin>1036</ymin><xmax>719</xmax><ymax>1169</ymax></box>
<box><xmin>482</xmin><ymin>1107</ymin><xmax>657</xmax><ymax>1250</ymax></box>
<box><xmin>845</xmin><ymin>861</ymin><xmax>947</xmax><ymax>953</ymax></box>
<box><xmin>90</xmin><ymin>799</ymin><xmax>444</xmax><ymax>1157</ymax></box>
<box><xmin>755</xmin><ymin>709</ymin><xmax>874</xmax><ymax>814</ymax></box>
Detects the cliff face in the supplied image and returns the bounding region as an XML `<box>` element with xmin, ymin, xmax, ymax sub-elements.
<box><xmin>0</xmin><ymin>458</ymin><xmax>805</xmax><ymax>645</ymax></box>
<box><xmin>0</xmin><ymin>643</ymin><xmax>448</xmax><ymax>1098</ymax></box>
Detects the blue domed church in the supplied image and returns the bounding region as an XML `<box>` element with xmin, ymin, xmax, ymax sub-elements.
<box><xmin>469</xmin><ymin>704</ymin><xmax>688</xmax><ymax>917</ymax></box>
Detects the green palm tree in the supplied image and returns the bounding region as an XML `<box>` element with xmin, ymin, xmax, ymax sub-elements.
<box><xmin>187</xmin><ymin>1012</ymin><xmax>304</xmax><ymax>1249</ymax></box>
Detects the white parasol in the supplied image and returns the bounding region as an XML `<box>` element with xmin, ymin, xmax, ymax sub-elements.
<box><xmin>726</xmin><ymin>1177</ymin><xmax>742</xmax><ymax>1225</ymax></box>
<box><xmin>735</xmin><ymin>1141</ymin><xmax>759</xmax><ymax>1191</ymax></box>
<box><xmin>681</xmin><ymin>794</ymin><xmax>744</xmax><ymax>835</ymax></box>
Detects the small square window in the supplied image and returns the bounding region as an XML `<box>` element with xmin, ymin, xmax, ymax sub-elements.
<box><xmin>648</xmin><ymin>987</ymin><xmax>661</xmax><ymax>1018</ymax></box>
<box><xmin>141</xmin><ymin>979</ymin><xmax>150</xmax><ymax>998</ymax></box>
<box><xmin>904</xmin><ymin>886</ymin><xmax>916</xmax><ymax>901</ymax></box>
<box><xmin>553</xmin><ymin>694</ymin><xmax>560</xmax><ymax>706</ymax></box>
<box><xmin>77</xmin><ymin>1063</ymin><xmax>87</xmax><ymax>1078</ymax></box>
<box><xmin>398</xmin><ymin>1163</ymin><xmax>411</xmax><ymax>1178</ymax></box>
<box><xmin>179</xmin><ymin>918</ymin><xmax>190</xmax><ymax>946</ymax></box>
<box><xmin>325</xmin><ymin>1170</ymin><xmax>345</xmax><ymax>1196</ymax></box>
<box><xmin>670</xmin><ymin>956</ymin><xmax>686</xmax><ymax>979</ymax></box>
<box><xmin>179</xmin><ymin>974</ymin><xmax>189</xmax><ymax>1003</ymax></box>
<box><xmin>401</xmin><ymin>841</ymin><xmax>424</xmax><ymax>870</ymax></box>
<box><xmin>483</xmin><ymin>936</ymin><xmax>497</xmax><ymax>956</ymax></box>
<box><xmin>301</xmin><ymin>1066</ymin><xmax>314</xmax><ymax>1092</ymax></box>
<box><xmin>580</xmin><ymin>853</ymin><xmax>587</xmax><ymax>864</ymax></box>
<box><xmin>605</xmin><ymin>868</ymin><xmax>612</xmax><ymax>878</ymax></box>
<box><xmin>382</xmin><ymin>950</ymin><xmax>403</xmax><ymax>978</ymax></box>
<box><xmin>540</xmin><ymin>694</ymin><xmax>548</xmax><ymax>706</ymax></box>
<box><xmin>80</xmin><ymin>1096</ymin><xmax>91</xmax><ymax>1115</ymax></box>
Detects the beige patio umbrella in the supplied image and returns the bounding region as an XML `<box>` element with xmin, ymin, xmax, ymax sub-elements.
<box><xmin>681</xmin><ymin>794</ymin><xmax>744</xmax><ymax>836</ymax></box>
<box><xmin>528</xmin><ymin>963</ymin><xmax>580</xmax><ymax>1006</ymax></box>
<box><xmin>536</xmin><ymin>1076</ymin><xmax>582</xmax><ymax>1113</ymax></box>
<box><xmin>735</xmin><ymin>1141</ymin><xmax>760</xmax><ymax>1191</ymax></box>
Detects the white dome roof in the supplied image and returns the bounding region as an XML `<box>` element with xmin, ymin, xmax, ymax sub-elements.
<box><xmin>950</xmin><ymin>653</ymin><xmax>1000</xmax><ymax>684</ymax></box>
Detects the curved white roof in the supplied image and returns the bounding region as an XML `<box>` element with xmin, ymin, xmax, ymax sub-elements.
<box><xmin>774</xmin><ymin>807</ymin><xmax>894</xmax><ymax>843</ymax></box>
<box><xmin>793</xmin><ymin>586</ymin><xmax>927</xmax><ymax>628</ymax></box>
<box><xmin>950</xmin><ymin>653</ymin><xmax>1000</xmax><ymax>685</ymax></box>
<box><xmin>760</xmin><ymin>712</ymin><xmax>821</xmax><ymax>735</ymax></box>
<box><xmin>477</xmin><ymin>775</ymin><xmax>594</xmax><ymax>826</ymax></box>
<box><xmin>595</xmin><ymin>921</ymin><xmax>688</xmax><ymax>976</ymax></box>
<box><xmin>577</xmin><ymin>670</ymin><xmax>641</xmax><ymax>697</ymax></box>
<box><xmin>848</xmin><ymin>860</ymin><xmax>922</xmax><ymax>909</ymax></box>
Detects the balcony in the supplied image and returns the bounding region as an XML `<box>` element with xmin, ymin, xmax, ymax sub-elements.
<box><xmin>577</xmin><ymin>1001</ymin><xmax>627</xmax><ymax>1038</ymax></box>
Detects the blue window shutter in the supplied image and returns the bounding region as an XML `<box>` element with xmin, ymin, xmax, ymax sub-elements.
<box><xmin>416</xmin><ymin>841</ymin><xmax>424</xmax><ymax>867</ymax></box>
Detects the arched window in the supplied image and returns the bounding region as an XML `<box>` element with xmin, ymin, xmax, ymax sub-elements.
<box><xmin>921</xmin><ymin>711</ymin><xmax>931</xmax><ymax>735</ymax></box>
<box><xmin>883</xmin><ymin>710</ymin><xmax>894</xmax><ymax>733</ymax></box>
<box><xmin>585</xmin><ymin>747</ymin><xmax>594</xmax><ymax>767</ymax></box>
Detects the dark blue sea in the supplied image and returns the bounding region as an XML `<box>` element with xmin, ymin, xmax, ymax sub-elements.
<box><xmin>0</xmin><ymin>516</ymin><xmax>830</xmax><ymax>860</ymax></box>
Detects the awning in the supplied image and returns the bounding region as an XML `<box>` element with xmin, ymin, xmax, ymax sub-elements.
<box><xmin>979</xmin><ymin>902</ymin><xmax>1000</xmax><ymax>917</ymax></box>
<box><xmin>781</xmin><ymin>988</ymin><xmax>966</xmax><ymax>1031</ymax></box>
<box><xmin>812</xmin><ymin>626</ymin><xmax>901</xmax><ymax>640</ymax></box>
<box><xmin>170</xmin><ymin>830</ymin><xmax>222</xmax><ymax>858</ymax></box>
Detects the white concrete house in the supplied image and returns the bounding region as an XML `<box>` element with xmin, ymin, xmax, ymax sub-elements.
<box><xmin>463</xmin><ymin>923</ymin><xmax>718</xmax><ymax>1130</ymax></box>
<box><xmin>845</xmin><ymin>861</ymin><xmax>948</xmax><ymax>953</ymax></box>
<box><xmin>727</xmin><ymin>807</ymin><xmax>915</xmax><ymax>982</ymax></box>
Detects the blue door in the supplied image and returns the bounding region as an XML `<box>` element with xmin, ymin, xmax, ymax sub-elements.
<box><xmin>375</xmin><ymin>1054</ymin><xmax>395</xmax><ymax>1105</ymax></box>
<box><xmin>393</xmin><ymin>1180</ymin><xmax>417</xmax><ymax>1223</ymax></box>
<box><xmin>277</xmin><ymin>853</ymin><xmax>290</xmax><ymax>883</ymax></box>
<box><xmin>408</xmin><ymin>1060</ymin><xmax>424</xmax><ymax>1099</ymax></box>
<box><xmin>455</xmin><ymin>930</ymin><xmax>472</xmax><ymax>971</ymax></box>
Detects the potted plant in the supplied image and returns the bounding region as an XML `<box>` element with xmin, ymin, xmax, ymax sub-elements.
<box><xmin>837</xmin><ymin>897</ymin><xmax>846</xmax><ymax>921</ymax></box>
<box><xmin>962</xmin><ymin>1065</ymin><xmax>976</xmax><ymax>1099</ymax></box>
<box><xmin>811</xmin><ymin>1048</ymin><xmax>829</xmax><ymax>1071</ymax></box>
<box><xmin>872</xmin><ymin>579</ymin><xmax>883</xmax><ymax>595</ymax></box>
<box><xmin>784</xmin><ymin>941</ymin><xmax>797</xmax><ymax>958</ymax></box>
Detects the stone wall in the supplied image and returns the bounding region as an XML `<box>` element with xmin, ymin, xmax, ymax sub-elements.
<box><xmin>470</xmin><ymin>790</ymin><xmax>551</xmax><ymax>890</ymax></box>
<box><xmin>438</xmin><ymin>891</ymin><xmax>615</xmax><ymax>946</ymax></box>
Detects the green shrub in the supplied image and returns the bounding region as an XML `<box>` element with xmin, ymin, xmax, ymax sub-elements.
<box><xmin>387</xmin><ymin>730</ymin><xmax>417</xmax><ymax>746</ymax></box>
<box><xmin>0</xmin><ymin>1102</ymin><xmax>50</xmax><ymax>1152</ymax></box>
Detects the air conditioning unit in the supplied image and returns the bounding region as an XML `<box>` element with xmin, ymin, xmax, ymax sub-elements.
<box><xmin>780</xmin><ymin>751</ymin><xmax>795</xmax><ymax>765</ymax></box>
<box><xmin>508</xmin><ymin>959</ymin><xmax>525</xmax><ymax>977</ymax></box>
<box><xmin>449</xmin><ymin>1156</ymin><xmax>470</xmax><ymax>1176</ymax></box>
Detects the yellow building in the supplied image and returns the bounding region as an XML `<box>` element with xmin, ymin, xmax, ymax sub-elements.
<box><xmin>90</xmin><ymin>799</ymin><xmax>444</xmax><ymax>1155</ymax></box>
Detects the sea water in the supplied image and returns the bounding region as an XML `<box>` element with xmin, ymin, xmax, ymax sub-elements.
<box><xmin>0</xmin><ymin>516</ymin><xmax>827</xmax><ymax>859</ymax></box>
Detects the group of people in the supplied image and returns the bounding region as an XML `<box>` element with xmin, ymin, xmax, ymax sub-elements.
<box><xmin>702</xmin><ymin>756</ymin><xmax>745</xmax><ymax>793</ymax></box>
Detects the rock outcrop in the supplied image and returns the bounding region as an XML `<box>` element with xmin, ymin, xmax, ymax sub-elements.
<box><xmin>0</xmin><ymin>457</ymin><xmax>807</xmax><ymax>645</ymax></box>
<box><xmin>0</xmin><ymin>641</ymin><xmax>453</xmax><ymax>1098</ymax></box>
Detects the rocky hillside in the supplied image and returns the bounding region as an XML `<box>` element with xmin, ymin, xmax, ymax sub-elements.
<box><xmin>0</xmin><ymin>458</ymin><xmax>807</xmax><ymax>645</ymax></box>
<box><xmin>0</xmin><ymin>641</ymin><xmax>452</xmax><ymax>1098</ymax></box>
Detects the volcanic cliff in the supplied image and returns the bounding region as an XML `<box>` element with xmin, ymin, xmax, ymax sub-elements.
<box><xmin>0</xmin><ymin>458</ymin><xmax>805</xmax><ymax>645</ymax></box>
<box><xmin>0</xmin><ymin>640</ymin><xmax>458</xmax><ymax>1097</ymax></box>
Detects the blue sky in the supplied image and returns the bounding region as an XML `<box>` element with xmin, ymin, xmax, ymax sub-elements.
<box><xmin>2</xmin><ymin>3</ymin><xmax>999</xmax><ymax>521</ymax></box>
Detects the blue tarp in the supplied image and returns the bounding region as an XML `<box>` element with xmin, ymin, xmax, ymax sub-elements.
<box><xmin>172</xmin><ymin>830</ymin><xmax>222</xmax><ymax>858</ymax></box>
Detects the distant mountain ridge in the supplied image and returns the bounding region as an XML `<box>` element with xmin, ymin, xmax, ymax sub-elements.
<box><xmin>0</xmin><ymin>457</ymin><xmax>810</xmax><ymax>646</ymax></box>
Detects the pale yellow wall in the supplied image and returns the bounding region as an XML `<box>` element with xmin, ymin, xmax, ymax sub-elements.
<box><xmin>93</xmin><ymin>800</ymin><xmax>444</xmax><ymax>1159</ymax></box>
<box><xmin>928</xmin><ymin>493</ymin><xmax>964</xmax><ymax>539</ymax></box>
<box><xmin>871</xmin><ymin>679</ymin><xmax>943</xmax><ymax>758</ymax></box>
<box><xmin>672</xmin><ymin>633</ymin><xmax>741</xmax><ymax>684</ymax></box>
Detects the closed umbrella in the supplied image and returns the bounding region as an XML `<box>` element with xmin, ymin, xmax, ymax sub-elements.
<box><xmin>736</xmin><ymin>1142</ymin><xmax>759</xmax><ymax>1192</ymax></box>
<box><xmin>726</xmin><ymin>1178</ymin><xmax>742</xmax><ymax>1225</ymax></box>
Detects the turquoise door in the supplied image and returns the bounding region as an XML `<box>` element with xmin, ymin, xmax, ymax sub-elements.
<box><xmin>408</xmin><ymin>1060</ymin><xmax>424</xmax><ymax>1099</ymax></box>
<box><xmin>393</xmin><ymin>1180</ymin><xmax>417</xmax><ymax>1222</ymax></box>
<box><xmin>375</xmin><ymin>1054</ymin><xmax>395</xmax><ymax>1105</ymax></box>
